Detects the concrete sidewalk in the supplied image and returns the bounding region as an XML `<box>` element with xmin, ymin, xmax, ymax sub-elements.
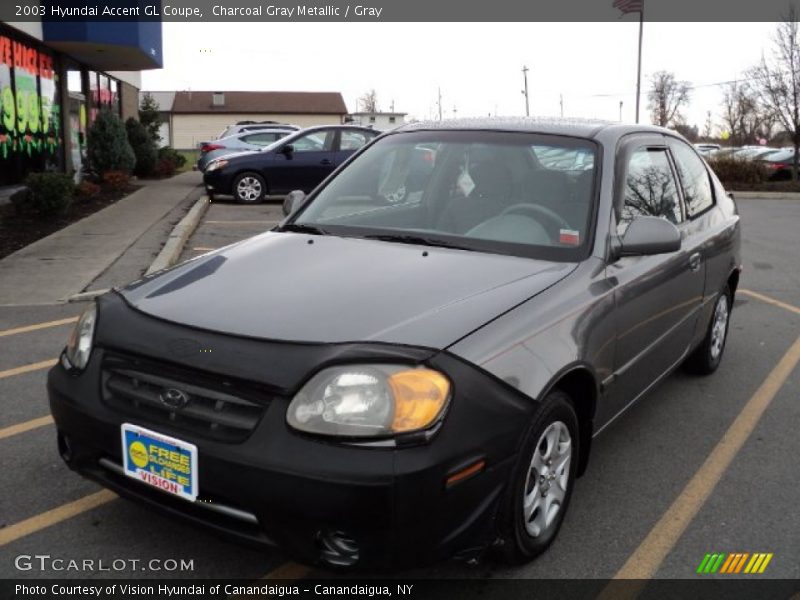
<box><xmin>0</xmin><ymin>171</ymin><xmax>202</xmax><ymax>306</ymax></box>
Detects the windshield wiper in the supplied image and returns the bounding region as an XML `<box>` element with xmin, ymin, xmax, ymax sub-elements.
<box><xmin>361</xmin><ymin>233</ymin><xmax>475</xmax><ymax>251</ymax></box>
<box><xmin>280</xmin><ymin>223</ymin><xmax>329</xmax><ymax>235</ymax></box>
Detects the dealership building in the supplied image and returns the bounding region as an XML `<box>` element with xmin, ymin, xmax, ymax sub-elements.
<box><xmin>0</xmin><ymin>19</ymin><xmax>163</xmax><ymax>187</ymax></box>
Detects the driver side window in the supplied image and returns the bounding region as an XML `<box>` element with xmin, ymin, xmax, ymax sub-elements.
<box><xmin>290</xmin><ymin>131</ymin><xmax>332</xmax><ymax>153</ymax></box>
<box><xmin>618</xmin><ymin>148</ymin><xmax>683</xmax><ymax>235</ymax></box>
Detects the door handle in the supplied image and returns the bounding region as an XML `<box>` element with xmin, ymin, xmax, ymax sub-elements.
<box><xmin>320</xmin><ymin>159</ymin><xmax>332</xmax><ymax>166</ymax></box>
<box><xmin>688</xmin><ymin>252</ymin><xmax>702</xmax><ymax>272</ymax></box>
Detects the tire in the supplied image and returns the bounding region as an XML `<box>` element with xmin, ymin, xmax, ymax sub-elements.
<box><xmin>233</xmin><ymin>172</ymin><xmax>266</xmax><ymax>204</ymax></box>
<box><xmin>684</xmin><ymin>285</ymin><xmax>732</xmax><ymax>375</ymax></box>
<box><xmin>496</xmin><ymin>390</ymin><xmax>579</xmax><ymax>565</ymax></box>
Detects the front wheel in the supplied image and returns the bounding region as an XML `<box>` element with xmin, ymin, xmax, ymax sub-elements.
<box><xmin>496</xmin><ymin>390</ymin><xmax>579</xmax><ymax>565</ymax></box>
<box><xmin>684</xmin><ymin>285</ymin><xmax>732</xmax><ymax>375</ymax></box>
<box><xmin>233</xmin><ymin>172</ymin><xmax>266</xmax><ymax>204</ymax></box>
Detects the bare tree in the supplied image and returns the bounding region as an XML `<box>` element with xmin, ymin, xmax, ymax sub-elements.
<box><xmin>721</xmin><ymin>80</ymin><xmax>775</xmax><ymax>147</ymax></box>
<box><xmin>647</xmin><ymin>71</ymin><xmax>691</xmax><ymax>128</ymax></box>
<box><xmin>749</xmin><ymin>8</ymin><xmax>800</xmax><ymax>178</ymax></box>
<box><xmin>703</xmin><ymin>111</ymin><xmax>714</xmax><ymax>140</ymax></box>
<box><xmin>358</xmin><ymin>89</ymin><xmax>379</xmax><ymax>113</ymax></box>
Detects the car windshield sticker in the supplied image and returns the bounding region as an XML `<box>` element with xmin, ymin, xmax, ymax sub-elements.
<box><xmin>559</xmin><ymin>229</ymin><xmax>580</xmax><ymax>245</ymax></box>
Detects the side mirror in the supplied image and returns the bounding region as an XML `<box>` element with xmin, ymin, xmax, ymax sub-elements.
<box><xmin>280</xmin><ymin>144</ymin><xmax>294</xmax><ymax>157</ymax></box>
<box><xmin>282</xmin><ymin>190</ymin><xmax>306</xmax><ymax>216</ymax></box>
<box><xmin>619</xmin><ymin>216</ymin><xmax>681</xmax><ymax>256</ymax></box>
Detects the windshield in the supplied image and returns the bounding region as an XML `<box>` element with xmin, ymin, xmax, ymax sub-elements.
<box><xmin>291</xmin><ymin>130</ymin><xmax>598</xmax><ymax>260</ymax></box>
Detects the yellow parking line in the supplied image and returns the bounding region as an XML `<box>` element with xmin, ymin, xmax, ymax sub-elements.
<box><xmin>602</xmin><ymin>332</ymin><xmax>800</xmax><ymax>589</ymax></box>
<box><xmin>0</xmin><ymin>317</ymin><xmax>77</xmax><ymax>338</ymax></box>
<box><xmin>192</xmin><ymin>247</ymin><xmax>217</xmax><ymax>251</ymax></box>
<box><xmin>0</xmin><ymin>415</ymin><xmax>53</xmax><ymax>440</ymax></box>
<box><xmin>0</xmin><ymin>489</ymin><xmax>117</xmax><ymax>547</ymax></box>
<box><xmin>262</xmin><ymin>561</ymin><xmax>312</xmax><ymax>580</ymax></box>
<box><xmin>739</xmin><ymin>289</ymin><xmax>800</xmax><ymax>316</ymax></box>
<box><xmin>0</xmin><ymin>359</ymin><xmax>57</xmax><ymax>380</ymax></box>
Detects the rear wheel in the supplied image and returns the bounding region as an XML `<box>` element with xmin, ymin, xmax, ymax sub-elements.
<box><xmin>496</xmin><ymin>390</ymin><xmax>579</xmax><ymax>564</ymax></box>
<box><xmin>684</xmin><ymin>285</ymin><xmax>732</xmax><ymax>375</ymax></box>
<box><xmin>233</xmin><ymin>172</ymin><xmax>266</xmax><ymax>203</ymax></box>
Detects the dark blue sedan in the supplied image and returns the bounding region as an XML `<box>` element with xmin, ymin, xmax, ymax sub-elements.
<box><xmin>203</xmin><ymin>125</ymin><xmax>378</xmax><ymax>203</ymax></box>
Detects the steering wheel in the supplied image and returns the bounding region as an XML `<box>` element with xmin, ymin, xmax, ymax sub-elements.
<box><xmin>500</xmin><ymin>203</ymin><xmax>572</xmax><ymax>240</ymax></box>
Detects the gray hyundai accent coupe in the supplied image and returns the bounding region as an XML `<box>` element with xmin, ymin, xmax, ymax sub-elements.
<box><xmin>49</xmin><ymin>118</ymin><xmax>741</xmax><ymax>569</ymax></box>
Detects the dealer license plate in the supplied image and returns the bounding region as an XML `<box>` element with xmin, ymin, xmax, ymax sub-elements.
<box><xmin>121</xmin><ymin>423</ymin><xmax>198</xmax><ymax>502</ymax></box>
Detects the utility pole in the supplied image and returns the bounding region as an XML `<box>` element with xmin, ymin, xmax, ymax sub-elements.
<box><xmin>619</xmin><ymin>100</ymin><xmax>623</xmax><ymax>122</ymax></box>
<box><xmin>453</xmin><ymin>105</ymin><xmax>457</xmax><ymax>118</ymax></box>
<box><xmin>560</xmin><ymin>94</ymin><xmax>564</xmax><ymax>118</ymax></box>
<box><xmin>635</xmin><ymin>10</ymin><xmax>644</xmax><ymax>123</ymax></box>
<box><xmin>437</xmin><ymin>87</ymin><xmax>442</xmax><ymax>121</ymax></box>
<box><xmin>522</xmin><ymin>66</ymin><xmax>530</xmax><ymax>117</ymax></box>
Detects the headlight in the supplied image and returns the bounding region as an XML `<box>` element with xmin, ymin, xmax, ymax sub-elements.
<box><xmin>62</xmin><ymin>303</ymin><xmax>97</xmax><ymax>370</ymax></box>
<box><xmin>287</xmin><ymin>365</ymin><xmax>451</xmax><ymax>438</ymax></box>
<box><xmin>205</xmin><ymin>159</ymin><xmax>228</xmax><ymax>172</ymax></box>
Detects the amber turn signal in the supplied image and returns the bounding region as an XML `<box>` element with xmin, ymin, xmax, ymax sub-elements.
<box><xmin>388</xmin><ymin>369</ymin><xmax>451</xmax><ymax>432</ymax></box>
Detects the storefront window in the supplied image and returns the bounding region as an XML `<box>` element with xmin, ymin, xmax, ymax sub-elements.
<box><xmin>88</xmin><ymin>70</ymin><xmax>99</xmax><ymax>124</ymax></box>
<box><xmin>0</xmin><ymin>27</ymin><xmax>63</xmax><ymax>185</ymax></box>
<box><xmin>67</xmin><ymin>69</ymin><xmax>82</xmax><ymax>93</ymax></box>
<box><xmin>111</xmin><ymin>79</ymin><xmax>121</xmax><ymax>116</ymax></box>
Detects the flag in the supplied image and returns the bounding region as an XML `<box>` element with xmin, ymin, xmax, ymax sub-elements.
<box><xmin>613</xmin><ymin>0</ymin><xmax>643</xmax><ymax>14</ymax></box>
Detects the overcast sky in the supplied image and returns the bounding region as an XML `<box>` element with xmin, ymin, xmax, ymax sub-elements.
<box><xmin>142</xmin><ymin>22</ymin><xmax>778</xmax><ymax>131</ymax></box>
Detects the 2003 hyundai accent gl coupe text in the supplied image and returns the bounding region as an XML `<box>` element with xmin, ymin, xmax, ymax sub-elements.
<box><xmin>49</xmin><ymin>118</ymin><xmax>741</xmax><ymax>569</ymax></box>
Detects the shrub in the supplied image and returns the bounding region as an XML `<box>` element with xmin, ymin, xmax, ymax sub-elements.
<box><xmin>23</xmin><ymin>172</ymin><xmax>75</xmax><ymax>216</ymax></box>
<box><xmin>158</xmin><ymin>146</ymin><xmax>187</xmax><ymax>168</ymax></box>
<box><xmin>154</xmin><ymin>157</ymin><xmax>177</xmax><ymax>178</ymax></box>
<box><xmin>125</xmin><ymin>117</ymin><xmax>157</xmax><ymax>177</ymax></box>
<box><xmin>102</xmin><ymin>170</ymin><xmax>131</xmax><ymax>192</ymax></box>
<box><xmin>706</xmin><ymin>157</ymin><xmax>768</xmax><ymax>184</ymax></box>
<box><xmin>87</xmin><ymin>109</ymin><xmax>135</xmax><ymax>175</ymax></box>
<box><xmin>9</xmin><ymin>188</ymin><xmax>30</xmax><ymax>214</ymax></box>
<box><xmin>76</xmin><ymin>180</ymin><xmax>101</xmax><ymax>198</ymax></box>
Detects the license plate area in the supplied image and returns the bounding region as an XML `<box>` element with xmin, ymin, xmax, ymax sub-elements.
<box><xmin>121</xmin><ymin>423</ymin><xmax>197</xmax><ymax>502</ymax></box>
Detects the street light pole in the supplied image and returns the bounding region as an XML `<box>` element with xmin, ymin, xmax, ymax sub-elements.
<box><xmin>522</xmin><ymin>65</ymin><xmax>530</xmax><ymax>117</ymax></box>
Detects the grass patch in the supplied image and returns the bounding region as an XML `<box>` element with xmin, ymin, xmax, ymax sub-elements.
<box><xmin>176</xmin><ymin>150</ymin><xmax>199</xmax><ymax>172</ymax></box>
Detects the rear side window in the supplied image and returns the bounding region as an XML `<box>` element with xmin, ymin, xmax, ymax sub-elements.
<box><xmin>670</xmin><ymin>141</ymin><xmax>714</xmax><ymax>217</ymax></box>
<box><xmin>619</xmin><ymin>148</ymin><xmax>682</xmax><ymax>235</ymax></box>
<box><xmin>340</xmin><ymin>130</ymin><xmax>374</xmax><ymax>151</ymax></box>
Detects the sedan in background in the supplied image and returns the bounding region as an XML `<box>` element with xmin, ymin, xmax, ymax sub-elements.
<box><xmin>196</xmin><ymin>129</ymin><xmax>294</xmax><ymax>172</ymax></box>
<box><xmin>757</xmin><ymin>148</ymin><xmax>797</xmax><ymax>180</ymax></box>
<box><xmin>218</xmin><ymin>121</ymin><xmax>299</xmax><ymax>140</ymax></box>
<box><xmin>50</xmin><ymin>118</ymin><xmax>740</xmax><ymax>569</ymax></box>
<box><xmin>203</xmin><ymin>125</ymin><xmax>379</xmax><ymax>202</ymax></box>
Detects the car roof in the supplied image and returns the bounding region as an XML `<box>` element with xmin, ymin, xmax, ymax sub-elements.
<box><xmin>223</xmin><ymin>129</ymin><xmax>291</xmax><ymax>140</ymax></box>
<box><xmin>394</xmin><ymin>117</ymin><xmax>672</xmax><ymax>140</ymax></box>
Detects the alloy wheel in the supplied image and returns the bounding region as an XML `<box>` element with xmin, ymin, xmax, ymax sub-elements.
<box><xmin>522</xmin><ymin>420</ymin><xmax>572</xmax><ymax>538</ymax></box>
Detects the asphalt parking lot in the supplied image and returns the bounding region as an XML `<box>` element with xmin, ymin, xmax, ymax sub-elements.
<box><xmin>1</xmin><ymin>196</ymin><xmax>799</xmax><ymax>583</ymax></box>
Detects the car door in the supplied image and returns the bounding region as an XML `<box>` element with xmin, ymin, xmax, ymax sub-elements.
<box><xmin>667</xmin><ymin>136</ymin><xmax>734</xmax><ymax>346</ymax></box>
<box><xmin>267</xmin><ymin>129</ymin><xmax>337</xmax><ymax>194</ymax></box>
<box><xmin>604</xmin><ymin>135</ymin><xmax>706</xmax><ymax>420</ymax></box>
<box><xmin>334</xmin><ymin>129</ymin><xmax>376</xmax><ymax>166</ymax></box>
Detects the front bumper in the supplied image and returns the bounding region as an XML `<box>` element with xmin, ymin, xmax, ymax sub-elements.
<box><xmin>47</xmin><ymin>294</ymin><xmax>535</xmax><ymax>569</ymax></box>
<box><xmin>202</xmin><ymin>168</ymin><xmax>232</xmax><ymax>195</ymax></box>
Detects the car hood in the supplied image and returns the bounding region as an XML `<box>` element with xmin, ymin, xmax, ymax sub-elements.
<box><xmin>120</xmin><ymin>232</ymin><xmax>576</xmax><ymax>349</ymax></box>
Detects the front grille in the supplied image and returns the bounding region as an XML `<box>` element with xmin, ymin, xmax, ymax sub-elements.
<box><xmin>101</xmin><ymin>351</ymin><xmax>271</xmax><ymax>442</ymax></box>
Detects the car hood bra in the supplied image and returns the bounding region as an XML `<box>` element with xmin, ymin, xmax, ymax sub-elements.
<box><xmin>120</xmin><ymin>232</ymin><xmax>576</xmax><ymax>349</ymax></box>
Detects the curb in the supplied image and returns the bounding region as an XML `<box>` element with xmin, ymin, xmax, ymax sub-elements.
<box><xmin>66</xmin><ymin>288</ymin><xmax>111</xmax><ymax>303</ymax></box>
<box><xmin>145</xmin><ymin>194</ymin><xmax>210</xmax><ymax>276</ymax></box>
